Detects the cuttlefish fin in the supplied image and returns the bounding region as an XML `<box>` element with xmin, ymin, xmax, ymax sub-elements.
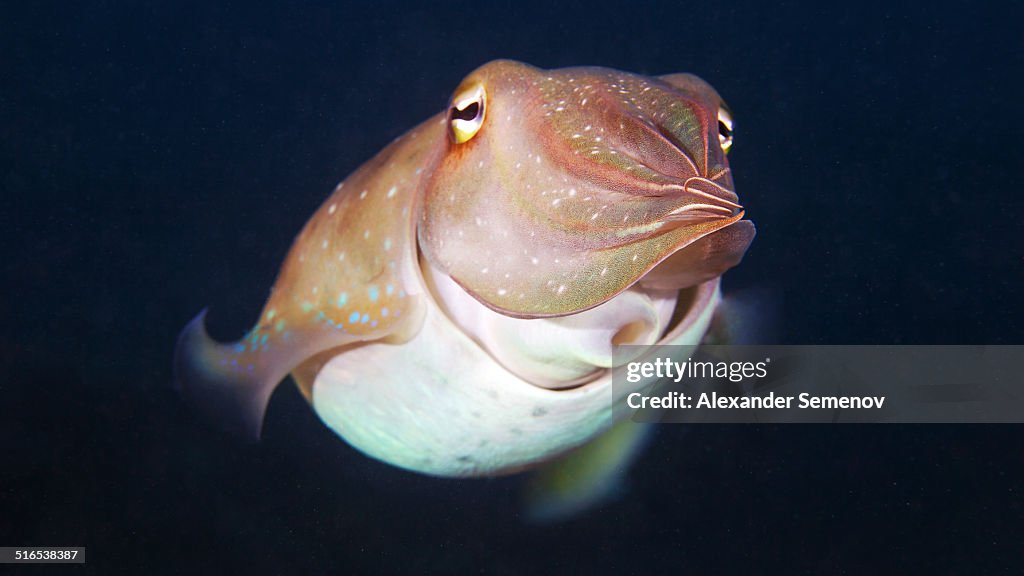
<box><xmin>639</xmin><ymin>220</ymin><xmax>755</xmax><ymax>291</ymax></box>
<box><xmin>174</xmin><ymin>311</ymin><xmax>271</xmax><ymax>439</ymax></box>
<box><xmin>176</xmin><ymin>309</ymin><xmax>301</xmax><ymax>434</ymax></box>
<box><xmin>174</xmin><ymin>309</ymin><xmax>355</xmax><ymax>439</ymax></box>
<box><xmin>523</xmin><ymin>419</ymin><xmax>653</xmax><ymax>523</ymax></box>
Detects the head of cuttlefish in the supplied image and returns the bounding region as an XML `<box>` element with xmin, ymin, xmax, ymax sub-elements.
<box><xmin>175</xmin><ymin>60</ymin><xmax>753</xmax><ymax>476</ymax></box>
<box><xmin>303</xmin><ymin>61</ymin><xmax>755</xmax><ymax>476</ymax></box>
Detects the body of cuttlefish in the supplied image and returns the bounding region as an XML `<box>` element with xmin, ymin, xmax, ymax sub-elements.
<box><xmin>175</xmin><ymin>60</ymin><xmax>754</xmax><ymax>479</ymax></box>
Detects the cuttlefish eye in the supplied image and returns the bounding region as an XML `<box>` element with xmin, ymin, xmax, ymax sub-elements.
<box><xmin>717</xmin><ymin>104</ymin><xmax>734</xmax><ymax>154</ymax></box>
<box><xmin>448</xmin><ymin>83</ymin><xmax>486</xmax><ymax>144</ymax></box>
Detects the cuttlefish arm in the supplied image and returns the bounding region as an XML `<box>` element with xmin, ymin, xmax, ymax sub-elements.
<box><xmin>174</xmin><ymin>117</ymin><xmax>447</xmax><ymax>437</ymax></box>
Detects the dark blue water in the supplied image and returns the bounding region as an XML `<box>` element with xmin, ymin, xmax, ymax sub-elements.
<box><xmin>3</xmin><ymin>1</ymin><xmax>1021</xmax><ymax>573</ymax></box>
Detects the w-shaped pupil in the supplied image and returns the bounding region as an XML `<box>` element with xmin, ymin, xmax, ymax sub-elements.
<box><xmin>451</xmin><ymin>102</ymin><xmax>480</xmax><ymax>121</ymax></box>
<box><xmin>718</xmin><ymin>120</ymin><xmax>732</xmax><ymax>139</ymax></box>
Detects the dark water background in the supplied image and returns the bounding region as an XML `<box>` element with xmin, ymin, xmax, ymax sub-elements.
<box><xmin>3</xmin><ymin>0</ymin><xmax>1022</xmax><ymax>573</ymax></box>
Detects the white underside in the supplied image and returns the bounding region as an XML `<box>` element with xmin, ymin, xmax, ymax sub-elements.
<box><xmin>310</xmin><ymin>271</ymin><xmax>721</xmax><ymax>477</ymax></box>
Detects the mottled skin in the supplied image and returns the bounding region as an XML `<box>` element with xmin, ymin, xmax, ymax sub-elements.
<box><xmin>175</xmin><ymin>60</ymin><xmax>754</xmax><ymax>456</ymax></box>
<box><xmin>421</xmin><ymin>63</ymin><xmax>749</xmax><ymax>317</ymax></box>
<box><xmin>176</xmin><ymin>116</ymin><xmax>445</xmax><ymax>435</ymax></box>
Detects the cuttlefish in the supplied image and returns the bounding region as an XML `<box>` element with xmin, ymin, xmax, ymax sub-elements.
<box><xmin>176</xmin><ymin>60</ymin><xmax>754</xmax><ymax>490</ymax></box>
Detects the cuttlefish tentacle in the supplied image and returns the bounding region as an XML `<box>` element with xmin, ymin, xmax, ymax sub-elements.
<box><xmin>174</xmin><ymin>117</ymin><xmax>447</xmax><ymax>437</ymax></box>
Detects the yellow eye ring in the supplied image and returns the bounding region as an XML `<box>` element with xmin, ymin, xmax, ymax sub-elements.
<box><xmin>448</xmin><ymin>83</ymin><xmax>486</xmax><ymax>144</ymax></box>
<box><xmin>717</xmin><ymin>105</ymin><xmax>734</xmax><ymax>154</ymax></box>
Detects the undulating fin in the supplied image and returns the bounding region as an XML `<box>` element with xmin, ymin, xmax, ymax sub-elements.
<box><xmin>174</xmin><ymin>116</ymin><xmax>444</xmax><ymax>438</ymax></box>
<box><xmin>523</xmin><ymin>419</ymin><xmax>653</xmax><ymax>523</ymax></box>
<box><xmin>174</xmin><ymin>310</ymin><xmax>354</xmax><ymax>438</ymax></box>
